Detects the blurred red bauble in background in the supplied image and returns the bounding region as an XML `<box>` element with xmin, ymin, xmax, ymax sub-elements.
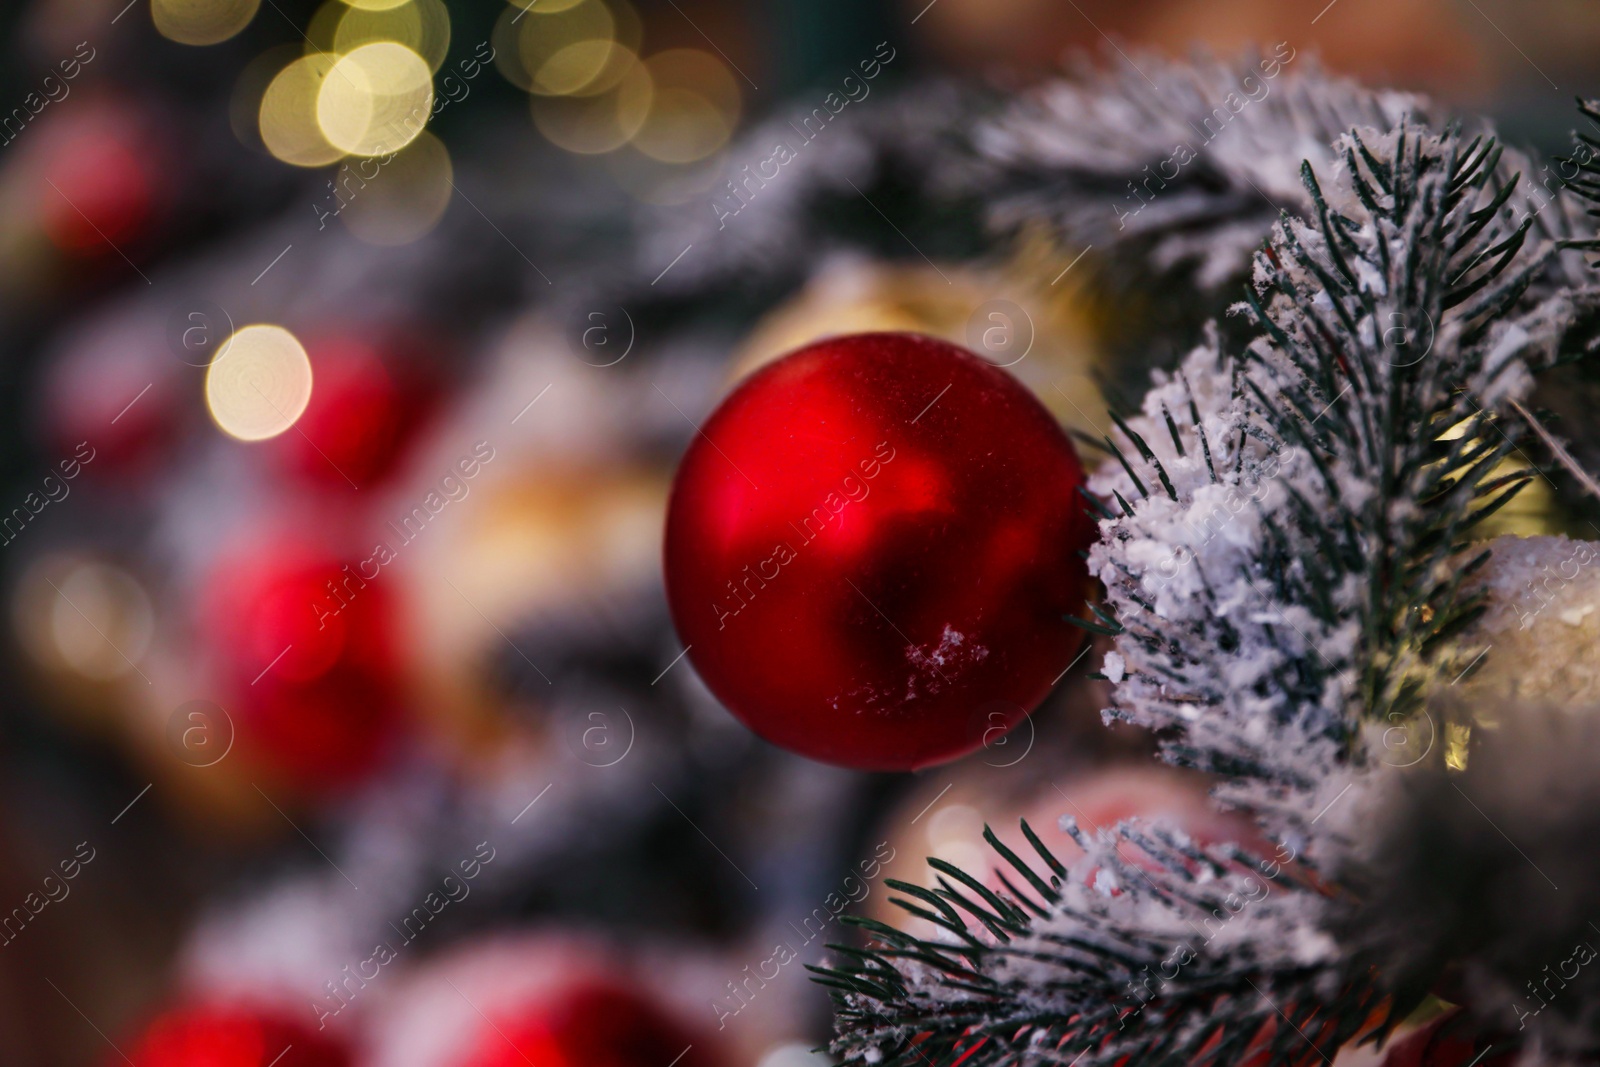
<box><xmin>42</xmin><ymin>342</ymin><xmax>175</xmax><ymax>477</ymax></box>
<box><xmin>115</xmin><ymin>1002</ymin><xmax>352</xmax><ymax>1067</ymax></box>
<box><xmin>455</xmin><ymin>982</ymin><xmax>721</xmax><ymax>1067</ymax></box>
<box><xmin>1002</xmin><ymin>765</ymin><xmax>1271</xmax><ymax>888</ymax></box>
<box><xmin>664</xmin><ymin>332</ymin><xmax>1093</xmax><ymax>770</ymax></box>
<box><xmin>37</xmin><ymin>102</ymin><xmax>159</xmax><ymax>258</ymax></box>
<box><xmin>270</xmin><ymin>336</ymin><xmax>440</xmax><ymax>490</ymax></box>
<box><xmin>203</xmin><ymin>544</ymin><xmax>408</xmax><ymax>793</ymax></box>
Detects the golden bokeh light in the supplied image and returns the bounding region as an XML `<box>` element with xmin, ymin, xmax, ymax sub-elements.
<box><xmin>607</xmin><ymin>0</ymin><xmax>644</xmax><ymax>51</ymax></box>
<box><xmin>490</xmin><ymin>5</ymin><xmax>530</xmax><ymax>90</ymax></box>
<box><xmin>531</xmin><ymin>55</ymin><xmax>653</xmax><ymax>154</ymax></box>
<box><xmin>231</xmin><ymin>45</ymin><xmax>302</xmax><ymax>151</ymax></box>
<box><xmin>340</xmin><ymin>130</ymin><xmax>453</xmax><ymax>246</ymax></box>
<box><xmin>317</xmin><ymin>41</ymin><xmax>434</xmax><ymax>157</ymax></box>
<box><xmin>259</xmin><ymin>54</ymin><xmax>346</xmax><ymax>167</ymax></box>
<box><xmin>52</xmin><ymin>562</ymin><xmax>154</xmax><ymax>681</ymax></box>
<box><xmin>153</xmin><ymin>0</ymin><xmax>261</xmax><ymax>45</ymax></box>
<box><xmin>496</xmin><ymin>0</ymin><xmax>640</xmax><ymax>94</ymax></box>
<box><xmin>517</xmin><ymin>4</ymin><xmax>616</xmax><ymax>94</ymax></box>
<box><xmin>645</xmin><ymin>49</ymin><xmax>740</xmax><ymax>116</ymax></box>
<box><xmin>339</xmin><ymin>0</ymin><xmax>411</xmax><ymax>10</ymax></box>
<box><xmin>333</xmin><ymin>0</ymin><xmax>451</xmax><ymax>72</ymax></box>
<box><xmin>15</xmin><ymin>556</ymin><xmax>154</xmax><ymax>683</ymax></box>
<box><xmin>206</xmin><ymin>325</ymin><xmax>314</xmax><ymax>442</ymax></box>
<box><xmin>535</xmin><ymin>39</ymin><xmax>637</xmax><ymax>97</ymax></box>
<box><xmin>306</xmin><ymin>0</ymin><xmax>349</xmax><ymax>51</ymax></box>
<box><xmin>631</xmin><ymin>49</ymin><xmax>740</xmax><ymax>163</ymax></box>
<box><xmin>632</xmin><ymin>87</ymin><xmax>732</xmax><ymax>162</ymax></box>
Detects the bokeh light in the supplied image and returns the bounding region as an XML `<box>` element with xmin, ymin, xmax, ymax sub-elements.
<box><xmin>37</xmin><ymin>109</ymin><xmax>156</xmax><ymax>255</ymax></box>
<box><xmin>305</xmin><ymin>0</ymin><xmax>352</xmax><ymax>51</ymax></box>
<box><xmin>497</xmin><ymin>0</ymin><xmax>740</xmax><ymax>162</ymax></box>
<box><xmin>536</xmin><ymin>39</ymin><xmax>639</xmax><ymax>97</ymax></box>
<box><xmin>495</xmin><ymin>0</ymin><xmax>640</xmax><ymax>95</ymax></box>
<box><xmin>259</xmin><ymin>53</ymin><xmax>346</xmax><ymax>167</ymax></box>
<box><xmin>329</xmin><ymin>0</ymin><xmax>452</xmax><ymax>73</ymax></box>
<box><xmin>631</xmin><ymin>49</ymin><xmax>740</xmax><ymax>163</ymax></box>
<box><xmin>317</xmin><ymin>41</ymin><xmax>435</xmax><ymax>157</ymax></box>
<box><xmin>14</xmin><ymin>556</ymin><xmax>154</xmax><ymax>683</ymax></box>
<box><xmin>205</xmin><ymin>325</ymin><xmax>314</xmax><ymax>442</ymax></box>
<box><xmin>340</xmin><ymin>130</ymin><xmax>453</xmax><ymax>246</ymax></box>
<box><xmin>230</xmin><ymin>44</ymin><xmax>302</xmax><ymax>151</ymax></box>
<box><xmin>152</xmin><ymin>0</ymin><xmax>261</xmax><ymax>45</ymax></box>
<box><xmin>512</xmin><ymin>6</ymin><xmax>617</xmax><ymax>94</ymax></box>
<box><xmin>530</xmin><ymin>57</ymin><xmax>653</xmax><ymax>154</ymax></box>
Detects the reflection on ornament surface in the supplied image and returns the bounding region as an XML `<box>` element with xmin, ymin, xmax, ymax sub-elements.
<box><xmin>665</xmin><ymin>332</ymin><xmax>1094</xmax><ymax>769</ymax></box>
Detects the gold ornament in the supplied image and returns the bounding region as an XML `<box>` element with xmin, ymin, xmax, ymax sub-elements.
<box><xmin>1458</xmin><ymin>534</ymin><xmax>1600</xmax><ymax>711</ymax></box>
<box><xmin>729</xmin><ymin>256</ymin><xmax>1110</xmax><ymax>457</ymax></box>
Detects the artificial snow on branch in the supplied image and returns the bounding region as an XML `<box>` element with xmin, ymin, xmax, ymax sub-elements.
<box><xmin>975</xmin><ymin>51</ymin><xmax>1425</xmax><ymax>292</ymax></box>
<box><xmin>823</xmin><ymin>83</ymin><xmax>1600</xmax><ymax>1067</ymax></box>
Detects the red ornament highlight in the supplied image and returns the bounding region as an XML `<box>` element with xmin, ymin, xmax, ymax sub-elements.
<box><xmin>115</xmin><ymin>1003</ymin><xmax>352</xmax><ymax>1067</ymax></box>
<box><xmin>664</xmin><ymin>332</ymin><xmax>1093</xmax><ymax>770</ymax></box>
<box><xmin>38</xmin><ymin>103</ymin><xmax>159</xmax><ymax>259</ymax></box>
<box><xmin>454</xmin><ymin>983</ymin><xmax>720</xmax><ymax>1067</ymax></box>
<box><xmin>270</xmin><ymin>335</ymin><xmax>440</xmax><ymax>490</ymax></box>
<box><xmin>202</xmin><ymin>545</ymin><xmax>407</xmax><ymax>793</ymax></box>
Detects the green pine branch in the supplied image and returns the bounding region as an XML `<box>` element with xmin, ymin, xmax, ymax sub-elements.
<box><xmin>822</xmin><ymin>103</ymin><xmax>1588</xmax><ymax>1067</ymax></box>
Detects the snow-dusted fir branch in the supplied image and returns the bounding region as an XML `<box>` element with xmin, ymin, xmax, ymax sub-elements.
<box><xmin>974</xmin><ymin>57</ymin><xmax>1599</xmax><ymax>311</ymax></box>
<box><xmin>974</xmin><ymin>54</ymin><xmax>1428</xmax><ymax>291</ymax></box>
<box><xmin>824</xmin><ymin>113</ymin><xmax>1583</xmax><ymax>1067</ymax></box>
<box><xmin>820</xmin><ymin>818</ymin><xmax>1390</xmax><ymax>1067</ymax></box>
<box><xmin>1089</xmin><ymin>120</ymin><xmax>1570</xmax><ymax>828</ymax></box>
<box><xmin>1557</xmin><ymin>98</ymin><xmax>1600</xmax><ymax>226</ymax></box>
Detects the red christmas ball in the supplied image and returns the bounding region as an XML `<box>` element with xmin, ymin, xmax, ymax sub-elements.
<box><xmin>269</xmin><ymin>336</ymin><xmax>440</xmax><ymax>490</ymax></box>
<box><xmin>454</xmin><ymin>982</ymin><xmax>720</xmax><ymax>1067</ymax></box>
<box><xmin>994</xmin><ymin>766</ymin><xmax>1274</xmax><ymax>891</ymax></box>
<box><xmin>38</xmin><ymin>103</ymin><xmax>158</xmax><ymax>258</ymax></box>
<box><xmin>202</xmin><ymin>545</ymin><xmax>407</xmax><ymax>793</ymax></box>
<box><xmin>663</xmin><ymin>332</ymin><xmax>1093</xmax><ymax>770</ymax></box>
<box><xmin>115</xmin><ymin>1002</ymin><xmax>352</xmax><ymax>1067</ymax></box>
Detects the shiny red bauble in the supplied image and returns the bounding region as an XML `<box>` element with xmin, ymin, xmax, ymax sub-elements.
<box><xmin>269</xmin><ymin>336</ymin><xmax>439</xmax><ymax>490</ymax></box>
<box><xmin>995</xmin><ymin>766</ymin><xmax>1274</xmax><ymax>890</ymax></box>
<box><xmin>455</xmin><ymin>983</ymin><xmax>720</xmax><ymax>1067</ymax></box>
<box><xmin>663</xmin><ymin>333</ymin><xmax>1093</xmax><ymax>770</ymax></box>
<box><xmin>115</xmin><ymin>1002</ymin><xmax>352</xmax><ymax>1067</ymax></box>
<box><xmin>203</xmin><ymin>545</ymin><xmax>407</xmax><ymax>793</ymax></box>
<box><xmin>38</xmin><ymin>103</ymin><xmax>159</xmax><ymax>258</ymax></box>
